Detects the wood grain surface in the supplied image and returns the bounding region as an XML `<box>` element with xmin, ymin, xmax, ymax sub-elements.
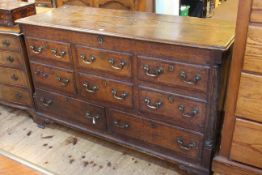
<box><xmin>230</xmin><ymin>118</ymin><xmax>262</xmax><ymax>168</ymax></box>
<box><xmin>236</xmin><ymin>73</ymin><xmax>262</xmax><ymax>122</ymax></box>
<box><xmin>244</xmin><ymin>25</ymin><xmax>262</xmax><ymax>73</ymax></box>
<box><xmin>16</xmin><ymin>6</ymin><xmax>235</xmax><ymax>50</ymax></box>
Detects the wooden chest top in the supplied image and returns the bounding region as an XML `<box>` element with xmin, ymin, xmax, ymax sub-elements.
<box><xmin>16</xmin><ymin>6</ymin><xmax>235</xmax><ymax>51</ymax></box>
<box><xmin>0</xmin><ymin>1</ymin><xmax>36</xmax><ymax>26</ymax></box>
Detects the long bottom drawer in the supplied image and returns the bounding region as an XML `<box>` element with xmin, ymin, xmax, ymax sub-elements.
<box><xmin>0</xmin><ymin>84</ymin><xmax>32</xmax><ymax>106</ymax></box>
<box><xmin>109</xmin><ymin>110</ymin><xmax>203</xmax><ymax>160</ymax></box>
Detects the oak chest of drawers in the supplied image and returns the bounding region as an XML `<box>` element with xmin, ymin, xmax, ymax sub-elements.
<box><xmin>17</xmin><ymin>6</ymin><xmax>234</xmax><ymax>175</ymax></box>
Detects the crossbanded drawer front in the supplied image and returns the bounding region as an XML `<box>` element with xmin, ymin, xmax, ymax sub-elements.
<box><xmin>0</xmin><ymin>34</ymin><xmax>20</xmax><ymax>51</ymax></box>
<box><xmin>0</xmin><ymin>84</ymin><xmax>32</xmax><ymax>106</ymax></box>
<box><xmin>79</xmin><ymin>73</ymin><xmax>133</xmax><ymax>108</ymax></box>
<box><xmin>138</xmin><ymin>56</ymin><xmax>209</xmax><ymax>93</ymax></box>
<box><xmin>236</xmin><ymin>73</ymin><xmax>262</xmax><ymax>123</ymax></box>
<box><xmin>35</xmin><ymin>89</ymin><xmax>107</xmax><ymax>131</ymax></box>
<box><xmin>76</xmin><ymin>46</ymin><xmax>132</xmax><ymax>78</ymax></box>
<box><xmin>27</xmin><ymin>38</ymin><xmax>71</xmax><ymax>63</ymax></box>
<box><xmin>109</xmin><ymin>110</ymin><xmax>203</xmax><ymax>160</ymax></box>
<box><xmin>138</xmin><ymin>88</ymin><xmax>206</xmax><ymax>132</ymax></box>
<box><xmin>31</xmin><ymin>63</ymin><xmax>76</xmax><ymax>94</ymax></box>
<box><xmin>0</xmin><ymin>51</ymin><xmax>24</xmax><ymax>68</ymax></box>
<box><xmin>230</xmin><ymin>119</ymin><xmax>262</xmax><ymax>168</ymax></box>
<box><xmin>0</xmin><ymin>67</ymin><xmax>28</xmax><ymax>87</ymax></box>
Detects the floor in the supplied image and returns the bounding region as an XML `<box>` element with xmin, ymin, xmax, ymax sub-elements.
<box><xmin>0</xmin><ymin>155</ymin><xmax>40</xmax><ymax>175</ymax></box>
<box><xmin>0</xmin><ymin>105</ymin><xmax>186</xmax><ymax>175</ymax></box>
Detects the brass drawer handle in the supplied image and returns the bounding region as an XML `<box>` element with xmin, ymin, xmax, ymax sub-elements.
<box><xmin>144</xmin><ymin>97</ymin><xmax>163</xmax><ymax>110</ymax></box>
<box><xmin>2</xmin><ymin>40</ymin><xmax>10</xmax><ymax>47</ymax></box>
<box><xmin>176</xmin><ymin>137</ymin><xmax>197</xmax><ymax>151</ymax></box>
<box><xmin>112</xmin><ymin>89</ymin><xmax>128</xmax><ymax>100</ymax></box>
<box><xmin>80</xmin><ymin>54</ymin><xmax>96</xmax><ymax>64</ymax></box>
<box><xmin>178</xmin><ymin>105</ymin><xmax>199</xmax><ymax>118</ymax></box>
<box><xmin>108</xmin><ymin>58</ymin><xmax>126</xmax><ymax>70</ymax></box>
<box><xmin>56</xmin><ymin>76</ymin><xmax>70</xmax><ymax>86</ymax></box>
<box><xmin>83</xmin><ymin>81</ymin><xmax>99</xmax><ymax>93</ymax></box>
<box><xmin>11</xmin><ymin>74</ymin><xmax>18</xmax><ymax>81</ymax></box>
<box><xmin>179</xmin><ymin>71</ymin><xmax>201</xmax><ymax>85</ymax></box>
<box><xmin>51</xmin><ymin>49</ymin><xmax>66</xmax><ymax>58</ymax></box>
<box><xmin>113</xmin><ymin>120</ymin><xmax>129</xmax><ymax>129</ymax></box>
<box><xmin>6</xmin><ymin>56</ymin><xmax>15</xmax><ymax>63</ymax></box>
<box><xmin>30</xmin><ymin>46</ymin><xmax>43</xmax><ymax>54</ymax></box>
<box><xmin>34</xmin><ymin>70</ymin><xmax>48</xmax><ymax>79</ymax></box>
<box><xmin>143</xmin><ymin>65</ymin><xmax>163</xmax><ymax>77</ymax></box>
<box><xmin>85</xmin><ymin>112</ymin><xmax>100</xmax><ymax>125</ymax></box>
<box><xmin>40</xmin><ymin>97</ymin><xmax>53</xmax><ymax>107</ymax></box>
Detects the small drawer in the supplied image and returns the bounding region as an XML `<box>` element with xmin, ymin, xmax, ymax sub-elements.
<box><xmin>0</xmin><ymin>84</ymin><xmax>32</xmax><ymax>106</ymax></box>
<box><xmin>138</xmin><ymin>88</ymin><xmax>206</xmax><ymax>132</ymax></box>
<box><xmin>109</xmin><ymin>110</ymin><xmax>203</xmax><ymax>160</ymax></box>
<box><xmin>138</xmin><ymin>57</ymin><xmax>209</xmax><ymax>92</ymax></box>
<box><xmin>26</xmin><ymin>38</ymin><xmax>71</xmax><ymax>64</ymax></box>
<box><xmin>76</xmin><ymin>46</ymin><xmax>132</xmax><ymax>78</ymax></box>
<box><xmin>35</xmin><ymin>89</ymin><xmax>106</xmax><ymax>131</ymax></box>
<box><xmin>79</xmin><ymin>73</ymin><xmax>133</xmax><ymax>108</ymax></box>
<box><xmin>0</xmin><ymin>34</ymin><xmax>20</xmax><ymax>51</ymax></box>
<box><xmin>236</xmin><ymin>73</ymin><xmax>262</xmax><ymax>123</ymax></box>
<box><xmin>253</xmin><ymin>0</ymin><xmax>262</xmax><ymax>9</ymax></box>
<box><xmin>0</xmin><ymin>50</ymin><xmax>24</xmax><ymax>68</ymax></box>
<box><xmin>230</xmin><ymin>119</ymin><xmax>262</xmax><ymax>168</ymax></box>
<box><xmin>0</xmin><ymin>67</ymin><xmax>28</xmax><ymax>87</ymax></box>
<box><xmin>244</xmin><ymin>26</ymin><xmax>262</xmax><ymax>73</ymax></box>
<box><xmin>31</xmin><ymin>63</ymin><xmax>76</xmax><ymax>94</ymax></box>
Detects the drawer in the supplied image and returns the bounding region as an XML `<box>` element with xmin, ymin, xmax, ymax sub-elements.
<box><xmin>0</xmin><ymin>84</ymin><xmax>32</xmax><ymax>106</ymax></box>
<box><xmin>253</xmin><ymin>0</ymin><xmax>262</xmax><ymax>9</ymax></box>
<box><xmin>250</xmin><ymin>10</ymin><xmax>262</xmax><ymax>23</ymax></box>
<box><xmin>26</xmin><ymin>38</ymin><xmax>71</xmax><ymax>64</ymax></box>
<box><xmin>0</xmin><ymin>50</ymin><xmax>24</xmax><ymax>69</ymax></box>
<box><xmin>138</xmin><ymin>57</ymin><xmax>209</xmax><ymax>92</ymax></box>
<box><xmin>35</xmin><ymin>89</ymin><xmax>106</xmax><ymax>131</ymax></box>
<box><xmin>109</xmin><ymin>110</ymin><xmax>203</xmax><ymax>160</ymax></box>
<box><xmin>79</xmin><ymin>73</ymin><xmax>133</xmax><ymax>108</ymax></box>
<box><xmin>0</xmin><ymin>34</ymin><xmax>20</xmax><ymax>51</ymax></box>
<box><xmin>31</xmin><ymin>63</ymin><xmax>76</xmax><ymax>94</ymax></box>
<box><xmin>0</xmin><ymin>67</ymin><xmax>28</xmax><ymax>87</ymax></box>
<box><xmin>230</xmin><ymin>119</ymin><xmax>262</xmax><ymax>168</ymax></box>
<box><xmin>244</xmin><ymin>26</ymin><xmax>262</xmax><ymax>73</ymax></box>
<box><xmin>236</xmin><ymin>73</ymin><xmax>262</xmax><ymax>123</ymax></box>
<box><xmin>76</xmin><ymin>46</ymin><xmax>132</xmax><ymax>78</ymax></box>
<box><xmin>138</xmin><ymin>88</ymin><xmax>206</xmax><ymax>132</ymax></box>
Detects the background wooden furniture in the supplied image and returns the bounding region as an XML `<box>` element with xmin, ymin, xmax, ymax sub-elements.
<box><xmin>35</xmin><ymin>0</ymin><xmax>154</xmax><ymax>12</ymax></box>
<box><xmin>0</xmin><ymin>1</ymin><xmax>35</xmax><ymax>115</ymax></box>
<box><xmin>17</xmin><ymin>6</ymin><xmax>234</xmax><ymax>175</ymax></box>
<box><xmin>212</xmin><ymin>0</ymin><xmax>262</xmax><ymax>174</ymax></box>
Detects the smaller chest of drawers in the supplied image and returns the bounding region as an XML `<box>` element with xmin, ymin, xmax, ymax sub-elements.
<box><xmin>0</xmin><ymin>26</ymin><xmax>33</xmax><ymax>110</ymax></box>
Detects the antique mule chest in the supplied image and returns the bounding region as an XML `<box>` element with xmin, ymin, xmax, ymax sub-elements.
<box><xmin>17</xmin><ymin>6</ymin><xmax>234</xmax><ymax>174</ymax></box>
